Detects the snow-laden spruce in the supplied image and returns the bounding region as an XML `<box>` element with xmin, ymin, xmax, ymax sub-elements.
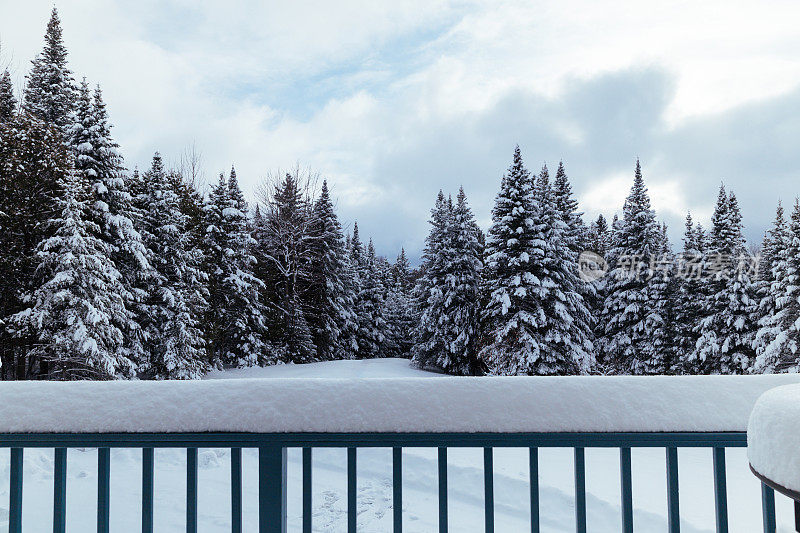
<box><xmin>382</xmin><ymin>248</ymin><xmax>416</xmax><ymax>358</ymax></box>
<box><xmin>412</xmin><ymin>188</ymin><xmax>483</xmax><ymax>375</ymax></box>
<box><xmin>673</xmin><ymin>212</ymin><xmax>706</xmax><ymax>373</ymax></box>
<box><xmin>23</xmin><ymin>8</ymin><xmax>76</xmax><ymax>138</ymax></box>
<box><xmin>480</xmin><ymin>148</ymin><xmax>592</xmax><ymax>375</ymax></box>
<box><xmin>692</xmin><ymin>186</ymin><xmax>757</xmax><ymax>374</ymax></box>
<box><xmin>10</xmin><ymin>169</ymin><xmax>134</xmax><ymax>379</ymax></box>
<box><xmin>0</xmin><ymin>70</ymin><xmax>15</xmax><ymax>122</ymax></box>
<box><xmin>354</xmin><ymin>239</ymin><xmax>387</xmax><ymax>359</ymax></box>
<box><xmin>753</xmin><ymin>200</ymin><xmax>800</xmax><ymax>372</ymax></box>
<box><xmin>306</xmin><ymin>180</ymin><xmax>358</xmax><ymax>360</ymax></box>
<box><xmin>598</xmin><ymin>160</ymin><xmax>668</xmax><ymax>374</ymax></box>
<box><xmin>0</xmin><ymin>113</ymin><xmax>83</xmax><ymax>378</ymax></box>
<box><xmin>204</xmin><ymin>170</ymin><xmax>269</xmax><ymax>367</ymax></box>
<box><xmin>70</xmin><ymin>79</ymin><xmax>151</xmax><ymax>367</ymax></box>
<box><xmin>134</xmin><ymin>154</ymin><xmax>207</xmax><ymax>379</ymax></box>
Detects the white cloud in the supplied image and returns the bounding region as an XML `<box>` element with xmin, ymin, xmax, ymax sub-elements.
<box><xmin>3</xmin><ymin>0</ymin><xmax>800</xmax><ymax>257</ymax></box>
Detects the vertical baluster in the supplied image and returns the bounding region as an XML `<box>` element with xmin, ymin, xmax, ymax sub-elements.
<box><xmin>53</xmin><ymin>448</ymin><xmax>67</xmax><ymax>533</ymax></box>
<box><xmin>142</xmin><ymin>448</ymin><xmax>154</xmax><ymax>533</ymax></box>
<box><xmin>187</xmin><ymin>448</ymin><xmax>198</xmax><ymax>533</ymax></box>
<box><xmin>98</xmin><ymin>448</ymin><xmax>110</xmax><ymax>533</ymax></box>
<box><xmin>712</xmin><ymin>448</ymin><xmax>728</xmax><ymax>533</ymax></box>
<box><xmin>529</xmin><ymin>448</ymin><xmax>539</xmax><ymax>533</ymax></box>
<box><xmin>574</xmin><ymin>447</ymin><xmax>586</xmax><ymax>533</ymax></box>
<box><xmin>231</xmin><ymin>448</ymin><xmax>242</xmax><ymax>533</ymax></box>
<box><xmin>484</xmin><ymin>447</ymin><xmax>494</xmax><ymax>533</ymax></box>
<box><xmin>666</xmin><ymin>447</ymin><xmax>680</xmax><ymax>533</ymax></box>
<box><xmin>438</xmin><ymin>447</ymin><xmax>448</xmax><ymax>533</ymax></box>
<box><xmin>258</xmin><ymin>446</ymin><xmax>287</xmax><ymax>533</ymax></box>
<box><xmin>393</xmin><ymin>447</ymin><xmax>402</xmax><ymax>533</ymax></box>
<box><xmin>761</xmin><ymin>483</ymin><xmax>776</xmax><ymax>533</ymax></box>
<box><xmin>9</xmin><ymin>447</ymin><xmax>23</xmax><ymax>533</ymax></box>
<box><xmin>303</xmin><ymin>448</ymin><xmax>312</xmax><ymax>533</ymax></box>
<box><xmin>348</xmin><ymin>448</ymin><xmax>357</xmax><ymax>533</ymax></box>
<box><xmin>620</xmin><ymin>447</ymin><xmax>633</xmax><ymax>533</ymax></box>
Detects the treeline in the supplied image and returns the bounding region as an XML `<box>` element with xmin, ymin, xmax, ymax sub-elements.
<box><xmin>2</xmin><ymin>10</ymin><xmax>799</xmax><ymax>380</ymax></box>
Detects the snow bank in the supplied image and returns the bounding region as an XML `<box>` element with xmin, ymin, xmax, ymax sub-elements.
<box><xmin>1</xmin><ymin>373</ymin><xmax>799</xmax><ymax>433</ymax></box>
<box><xmin>748</xmin><ymin>383</ymin><xmax>800</xmax><ymax>493</ymax></box>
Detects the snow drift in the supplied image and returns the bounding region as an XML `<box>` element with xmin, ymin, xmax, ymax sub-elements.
<box><xmin>748</xmin><ymin>383</ymin><xmax>800</xmax><ymax>493</ymax></box>
<box><xmin>1</xmin><ymin>373</ymin><xmax>799</xmax><ymax>433</ymax></box>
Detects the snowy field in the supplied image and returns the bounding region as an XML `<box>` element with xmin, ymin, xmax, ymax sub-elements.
<box><xmin>0</xmin><ymin>359</ymin><xmax>796</xmax><ymax>532</ymax></box>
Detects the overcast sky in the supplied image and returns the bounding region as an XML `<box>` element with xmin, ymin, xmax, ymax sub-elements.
<box><xmin>2</xmin><ymin>0</ymin><xmax>799</xmax><ymax>261</ymax></box>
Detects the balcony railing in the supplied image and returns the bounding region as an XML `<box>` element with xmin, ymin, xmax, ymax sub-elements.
<box><xmin>1</xmin><ymin>374</ymin><xmax>799</xmax><ymax>532</ymax></box>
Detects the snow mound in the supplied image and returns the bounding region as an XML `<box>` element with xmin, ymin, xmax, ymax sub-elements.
<box><xmin>204</xmin><ymin>358</ymin><xmax>438</xmax><ymax>380</ymax></box>
<box><xmin>748</xmin><ymin>383</ymin><xmax>800</xmax><ymax>493</ymax></box>
<box><xmin>0</xmin><ymin>365</ymin><xmax>799</xmax><ymax>433</ymax></box>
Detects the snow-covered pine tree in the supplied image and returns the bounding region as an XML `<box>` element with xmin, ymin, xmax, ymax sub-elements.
<box><xmin>597</xmin><ymin>160</ymin><xmax>663</xmax><ymax>374</ymax></box>
<box><xmin>135</xmin><ymin>154</ymin><xmax>207</xmax><ymax>379</ymax></box>
<box><xmin>692</xmin><ymin>186</ymin><xmax>757</xmax><ymax>373</ymax></box>
<box><xmin>753</xmin><ymin>202</ymin><xmax>789</xmax><ymax>368</ymax></box>
<box><xmin>204</xmin><ymin>171</ymin><xmax>269</xmax><ymax>367</ymax></box>
<box><xmin>674</xmin><ymin>212</ymin><xmax>704</xmax><ymax>373</ymax></box>
<box><xmin>306</xmin><ymin>180</ymin><xmax>357</xmax><ymax>360</ymax></box>
<box><xmin>480</xmin><ymin>149</ymin><xmax>592</xmax><ymax>374</ymax></box>
<box><xmin>644</xmin><ymin>223</ymin><xmax>678</xmax><ymax>373</ymax></box>
<box><xmin>70</xmin><ymin>80</ymin><xmax>151</xmax><ymax>364</ymax></box>
<box><xmin>383</xmin><ymin>248</ymin><xmax>416</xmax><ymax>358</ymax></box>
<box><xmin>444</xmin><ymin>187</ymin><xmax>484</xmax><ymax>373</ymax></box>
<box><xmin>355</xmin><ymin>239</ymin><xmax>387</xmax><ymax>358</ymax></box>
<box><xmin>23</xmin><ymin>8</ymin><xmax>75</xmax><ymax>137</ymax></box>
<box><xmin>480</xmin><ymin>149</ymin><xmax>542</xmax><ymax>374</ymax></box>
<box><xmin>550</xmin><ymin>161</ymin><xmax>596</xmax><ymax>357</ymax></box>
<box><xmin>588</xmin><ymin>214</ymin><xmax>610</xmax><ymax>256</ymax></box>
<box><xmin>10</xmin><ymin>167</ymin><xmax>134</xmax><ymax>379</ymax></box>
<box><xmin>753</xmin><ymin>201</ymin><xmax>794</xmax><ymax>372</ymax></box>
<box><xmin>553</xmin><ymin>161</ymin><xmax>588</xmax><ymax>251</ymax></box>
<box><xmin>0</xmin><ymin>112</ymin><xmax>73</xmax><ymax>378</ymax></box>
<box><xmin>532</xmin><ymin>165</ymin><xmax>594</xmax><ymax>373</ymax></box>
<box><xmin>412</xmin><ymin>188</ymin><xmax>484</xmax><ymax>374</ymax></box>
<box><xmin>411</xmin><ymin>191</ymin><xmax>452</xmax><ymax>367</ymax></box>
<box><xmin>0</xmin><ymin>70</ymin><xmax>16</xmax><ymax>122</ymax></box>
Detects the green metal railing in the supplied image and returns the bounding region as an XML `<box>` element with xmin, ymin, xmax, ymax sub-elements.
<box><xmin>0</xmin><ymin>431</ymin><xmax>774</xmax><ymax>533</ymax></box>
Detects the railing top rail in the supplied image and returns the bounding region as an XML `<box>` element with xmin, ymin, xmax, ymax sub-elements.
<box><xmin>0</xmin><ymin>431</ymin><xmax>748</xmax><ymax>448</ymax></box>
<box><xmin>0</xmin><ymin>375</ymin><xmax>797</xmax><ymax>434</ymax></box>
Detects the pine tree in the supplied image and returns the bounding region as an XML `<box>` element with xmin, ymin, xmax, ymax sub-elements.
<box><xmin>306</xmin><ymin>180</ymin><xmax>357</xmax><ymax>360</ymax></box>
<box><xmin>412</xmin><ymin>188</ymin><xmax>484</xmax><ymax>374</ymax></box>
<box><xmin>0</xmin><ymin>70</ymin><xmax>16</xmax><ymax>122</ymax></box>
<box><xmin>383</xmin><ymin>248</ymin><xmax>416</xmax><ymax>358</ymax></box>
<box><xmin>412</xmin><ymin>191</ymin><xmax>452</xmax><ymax>367</ymax></box>
<box><xmin>754</xmin><ymin>202</ymin><xmax>789</xmax><ymax>355</ymax></box>
<box><xmin>355</xmin><ymin>239</ymin><xmax>387</xmax><ymax>358</ymax></box>
<box><xmin>552</xmin><ymin>161</ymin><xmax>587</xmax><ymax>252</ymax></box>
<box><xmin>588</xmin><ymin>214</ymin><xmax>610</xmax><ymax>256</ymax></box>
<box><xmin>10</xmin><ymin>170</ymin><xmax>133</xmax><ymax>379</ymax></box>
<box><xmin>70</xmin><ymin>80</ymin><xmax>151</xmax><ymax>365</ymax></box>
<box><xmin>204</xmin><ymin>171</ymin><xmax>269</xmax><ymax>367</ymax></box>
<box><xmin>674</xmin><ymin>212</ymin><xmax>704</xmax><ymax>373</ymax></box>
<box><xmin>23</xmin><ymin>8</ymin><xmax>75</xmax><ymax>137</ymax></box>
<box><xmin>135</xmin><ymin>154</ymin><xmax>207</xmax><ymax>378</ymax></box>
<box><xmin>0</xmin><ymin>112</ymin><xmax>73</xmax><ymax>378</ymax></box>
<box><xmin>692</xmin><ymin>186</ymin><xmax>757</xmax><ymax>373</ymax></box>
<box><xmin>753</xmin><ymin>201</ymin><xmax>794</xmax><ymax>372</ymax></box>
<box><xmin>598</xmin><ymin>160</ymin><xmax>663</xmax><ymax>374</ymax></box>
<box><xmin>480</xmin><ymin>149</ymin><xmax>593</xmax><ymax>374</ymax></box>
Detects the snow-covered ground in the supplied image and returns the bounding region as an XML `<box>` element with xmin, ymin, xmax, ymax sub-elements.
<box><xmin>0</xmin><ymin>359</ymin><xmax>795</xmax><ymax>531</ymax></box>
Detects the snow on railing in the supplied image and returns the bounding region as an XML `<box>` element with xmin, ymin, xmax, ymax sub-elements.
<box><xmin>0</xmin><ymin>374</ymin><xmax>799</xmax><ymax>433</ymax></box>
